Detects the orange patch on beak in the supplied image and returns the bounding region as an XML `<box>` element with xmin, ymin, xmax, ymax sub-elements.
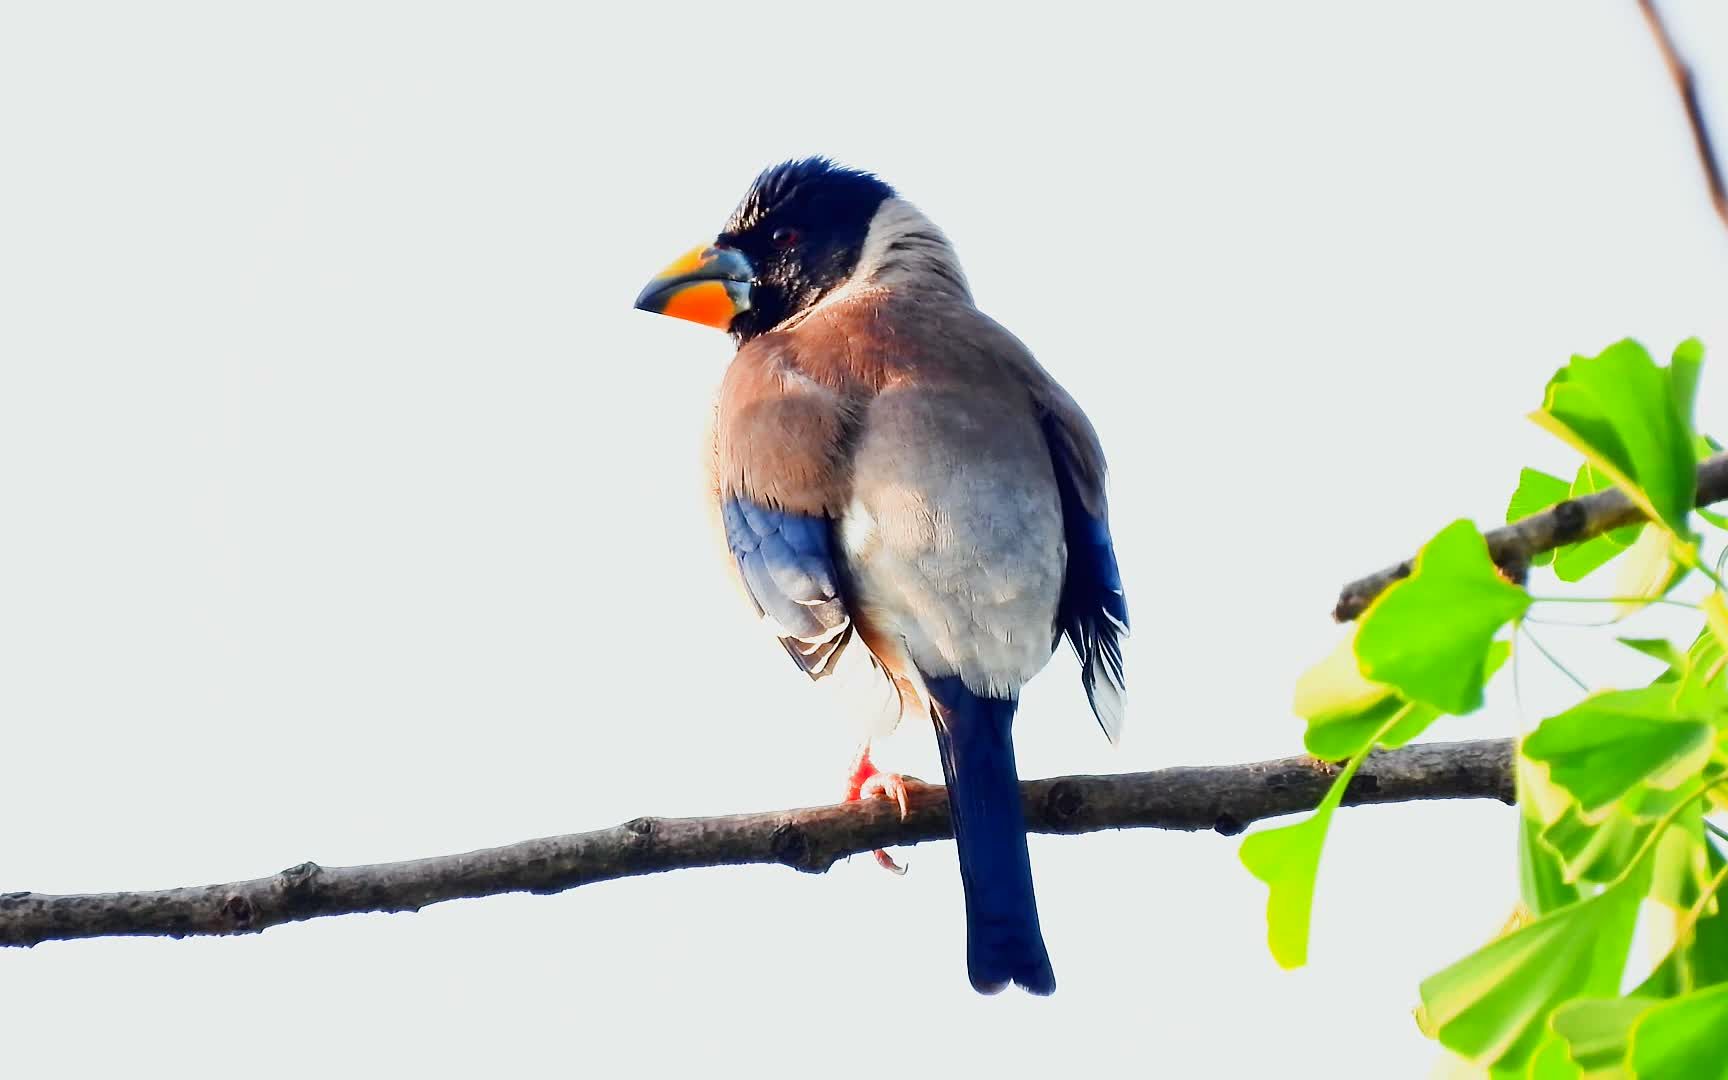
<box><xmin>634</xmin><ymin>244</ymin><xmax>754</xmax><ymax>333</ymax></box>
<box><xmin>659</xmin><ymin>280</ymin><xmax>738</xmax><ymax>329</ymax></box>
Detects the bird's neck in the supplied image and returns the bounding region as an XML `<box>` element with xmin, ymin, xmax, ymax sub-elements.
<box><xmin>849</xmin><ymin>198</ymin><xmax>971</xmax><ymax>300</ymax></box>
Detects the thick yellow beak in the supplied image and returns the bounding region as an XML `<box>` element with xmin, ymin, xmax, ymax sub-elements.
<box><xmin>633</xmin><ymin>244</ymin><xmax>754</xmax><ymax>331</ymax></box>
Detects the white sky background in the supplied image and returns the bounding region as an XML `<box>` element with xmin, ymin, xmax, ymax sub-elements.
<box><xmin>3</xmin><ymin>1</ymin><xmax>1728</xmax><ymax>1075</ymax></box>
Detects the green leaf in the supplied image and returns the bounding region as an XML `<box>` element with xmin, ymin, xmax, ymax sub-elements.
<box><xmin>1540</xmin><ymin>785</ymin><xmax>1688</xmax><ymax>886</ymax></box>
<box><xmin>1524</xmin><ymin>1036</ymin><xmax>1584</xmax><ymax>1079</ymax></box>
<box><xmin>1541</xmin><ymin>802</ymin><xmax>1652</xmax><ymax>886</ymax></box>
<box><xmin>1240</xmin><ymin>810</ymin><xmax>1330</xmax><ymax>971</ymax></box>
<box><xmin>1671</xmin><ymin>338</ymin><xmax>1705</xmax><ymax>431</ymax></box>
<box><xmin>1295</xmin><ymin>631</ymin><xmax>1399</xmax><ymax>760</ymax></box>
<box><xmin>1651</xmin><ymin>803</ymin><xmax>1711</xmax><ymax>913</ymax></box>
<box><xmin>1628</xmin><ymin>983</ymin><xmax>1728</xmax><ymax>1078</ymax></box>
<box><xmin>1695</xmin><ymin>434</ymin><xmax>1728</xmax><ymax>531</ymax></box>
<box><xmin>1530</xmin><ymin>339</ymin><xmax>1698</xmax><ymax>536</ymax></box>
<box><xmin>1417</xmin><ymin>882</ymin><xmax>1641</xmax><ymax>1070</ymax></box>
<box><xmin>1705</xmin><ymin>592</ymin><xmax>1728</xmax><ymax>655</ymax></box>
<box><xmin>1519</xmin><ymin>811</ymin><xmax>1581</xmax><ymax>917</ymax></box>
<box><xmin>1240</xmin><ymin>732</ymin><xmax>1390</xmax><ymax>970</ymax></box>
<box><xmin>1509</xmin><ymin>467</ymin><xmax>1572</xmax><ymax>523</ymax></box>
<box><xmin>1552</xmin><ymin>535</ymin><xmax>1628</xmax><ymax>583</ymax></box>
<box><xmin>1636</xmin><ymin>841</ymin><xmax>1728</xmax><ymax>998</ymax></box>
<box><xmin>1302</xmin><ymin>695</ymin><xmax>1409</xmax><ymax>763</ymax></box>
<box><xmin>1356</xmin><ymin>520</ymin><xmax>1530</xmax><ymax>714</ymax></box>
<box><xmin>1549</xmin><ymin>996</ymin><xmax>1658</xmax><ymax>1074</ymax></box>
<box><xmin>1522</xmin><ymin>687</ymin><xmax>1715</xmax><ymax>814</ymax></box>
<box><xmin>1553</xmin><ymin>466</ymin><xmax>1643</xmax><ymax>583</ymax></box>
<box><xmin>1608</xmin><ymin>523</ymin><xmax>1686</xmax><ymax>618</ymax></box>
<box><xmin>1297</xmin><ymin>634</ymin><xmax>1508</xmax><ymax>760</ymax></box>
<box><xmin>1678</xmin><ymin>627</ymin><xmax>1728</xmax><ymax>715</ymax></box>
<box><xmin>1509</xmin><ymin>467</ymin><xmax>1572</xmax><ymax>568</ymax></box>
<box><xmin>1620</xmin><ymin>637</ymin><xmax>1688</xmax><ymax>680</ymax></box>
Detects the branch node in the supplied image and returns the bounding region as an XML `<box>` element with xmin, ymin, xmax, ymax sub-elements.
<box><xmin>1043</xmin><ymin>780</ymin><xmax>1085</xmax><ymax>828</ymax></box>
<box><xmin>277</xmin><ymin>862</ymin><xmax>324</xmax><ymax>895</ymax></box>
<box><xmin>1213</xmin><ymin>813</ymin><xmax>1245</xmax><ymax>837</ymax></box>
<box><xmin>770</xmin><ymin>822</ymin><xmax>816</xmax><ymax>873</ymax></box>
<box><xmin>1548</xmin><ymin>498</ymin><xmax>1586</xmax><ymax>542</ymax></box>
<box><xmin>221</xmin><ymin>893</ymin><xmax>257</xmax><ymax>930</ymax></box>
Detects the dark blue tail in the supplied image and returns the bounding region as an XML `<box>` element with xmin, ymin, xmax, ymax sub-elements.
<box><xmin>926</xmin><ymin>674</ymin><xmax>1055</xmax><ymax>996</ymax></box>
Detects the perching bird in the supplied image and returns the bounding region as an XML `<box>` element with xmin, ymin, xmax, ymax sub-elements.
<box><xmin>633</xmin><ymin>158</ymin><xmax>1127</xmax><ymax>996</ymax></box>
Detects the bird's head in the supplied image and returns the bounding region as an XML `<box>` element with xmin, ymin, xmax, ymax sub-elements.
<box><xmin>636</xmin><ymin>158</ymin><xmax>943</xmax><ymax>342</ymax></box>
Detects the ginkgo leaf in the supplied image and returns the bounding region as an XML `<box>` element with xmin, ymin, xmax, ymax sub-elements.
<box><xmin>1295</xmin><ymin>630</ymin><xmax>1399</xmax><ymax>761</ymax></box>
<box><xmin>1508</xmin><ymin>467</ymin><xmax>1571</xmax><ymax>568</ymax></box>
<box><xmin>1529</xmin><ymin>339</ymin><xmax>1698</xmax><ymax>537</ymax></box>
<box><xmin>1521</xmin><ymin>686</ymin><xmax>1715</xmax><ymax>814</ymax></box>
<box><xmin>1355</xmin><ymin>520</ymin><xmax>1530</xmax><ymax>714</ymax></box>
<box><xmin>1518</xmin><ymin>811</ymin><xmax>1580</xmax><ymax>917</ymax></box>
<box><xmin>1635</xmin><ymin>840</ymin><xmax>1728</xmax><ymax>999</ymax></box>
<box><xmin>1239</xmin><ymin>809</ymin><xmax>1332</xmax><ymax>971</ymax></box>
<box><xmin>1705</xmin><ymin>593</ymin><xmax>1728</xmax><ymax>654</ymax></box>
<box><xmin>1620</xmin><ymin>637</ymin><xmax>1688</xmax><ymax>680</ymax></box>
<box><xmin>1540</xmin><ymin>800</ymin><xmax>1654</xmax><ymax>886</ymax></box>
<box><xmin>1650</xmin><ymin>803</ymin><xmax>1712</xmax><ymax>914</ymax></box>
<box><xmin>1240</xmin><ymin>733</ymin><xmax>1389</xmax><ymax>970</ymax></box>
<box><xmin>1693</xmin><ymin>431</ymin><xmax>1728</xmax><ymax>527</ymax></box>
<box><xmin>1521</xmin><ymin>1036</ymin><xmax>1583</xmax><ymax>1079</ymax></box>
<box><xmin>1549</xmin><ymin>996</ymin><xmax>1658</xmax><ymax>1074</ymax></box>
<box><xmin>1671</xmin><ymin>338</ymin><xmax>1705</xmax><ymax>432</ymax></box>
<box><xmin>1608</xmin><ymin>520</ymin><xmax>1684</xmax><ymax>614</ymax></box>
<box><xmin>1297</xmin><ymin>633</ymin><xmax>1508</xmax><ymax>760</ymax></box>
<box><xmin>1628</xmin><ymin>982</ymin><xmax>1728</xmax><ymax>1078</ymax></box>
<box><xmin>1552</xmin><ymin>464</ymin><xmax>1645</xmax><ymax>583</ymax></box>
<box><xmin>1417</xmin><ymin>882</ymin><xmax>1641</xmax><ymax>1070</ymax></box>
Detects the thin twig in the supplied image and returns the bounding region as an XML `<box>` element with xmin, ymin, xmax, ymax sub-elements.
<box><xmin>0</xmin><ymin>738</ymin><xmax>1514</xmax><ymax>948</ymax></box>
<box><xmin>1638</xmin><ymin>0</ymin><xmax>1728</xmax><ymax>234</ymax></box>
<box><xmin>1334</xmin><ymin>453</ymin><xmax>1728</xmax><ymax>622</ymax></box>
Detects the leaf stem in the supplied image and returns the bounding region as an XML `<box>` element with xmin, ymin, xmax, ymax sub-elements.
<box><xmin>1620</xmin><ymin>776</ymin><xmax>1728</xmax><ymax>887</ymax></box>
<box><xmin>1707</xmin><ymin>819</ymin><xmax>1728</xmax><ymax>844</ymax></box>
<box><xmin>1670</xmin><ymin>859</ymin><xmax>1728</xmax><ymax>995</ymax></box>
<box><xmin>1528</xmin><ymin>595</ymin><xmax>1701</xmax><ymax>610</ymax></box>
<box><xmin>1317</xmin><ymin>713</ymin><xmax>1405</xmax><ymax>814</ymax></box>
<box><xmin>1518</xmin><ymin>624</ymin><xmax>1590</xmax><ymax>693</ymax></box>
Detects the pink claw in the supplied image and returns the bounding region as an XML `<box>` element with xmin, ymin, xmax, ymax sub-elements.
<box><xmin>844</xmin><ymin>744</ymin><xmax>916</xmax><ymax>875</ymax></box>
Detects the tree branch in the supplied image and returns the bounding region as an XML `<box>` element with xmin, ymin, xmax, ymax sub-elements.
<box><xmin>0</xmin><ymin>738</ymin><xmax>1512</xmax><ymax>948</ymax></box>
<box><xmin>1334</xmin><ymin>452</ymin><xmax>1728</xmax><ymax>622</ymax></box>
<box><xmin>1638</xmin><ymin>0</ymin><xmax>1728</xmax><ymax>235</ymax></box>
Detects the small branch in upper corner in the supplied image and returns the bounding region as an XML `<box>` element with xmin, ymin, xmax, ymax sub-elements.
<box><xmin>1638</xmin><ymin>0</ymin><xmax>1728</xmax><ymax>235</ymax></box>
<box><xmin>1334</xmin><ymin>454</ymin><xmax>1728</xmax><ymax>622</ymax></box>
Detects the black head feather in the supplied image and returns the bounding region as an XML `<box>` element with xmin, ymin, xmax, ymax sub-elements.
<box><xmin>717</xmin><ymin>158</ymin><xmax>895</xmax><ymax>341</ymax></box>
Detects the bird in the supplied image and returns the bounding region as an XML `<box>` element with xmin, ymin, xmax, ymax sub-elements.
<box><xmin>633</xmin><ymin>158</ymin><xmax>1126</xmax><ymax>996</ymax></box>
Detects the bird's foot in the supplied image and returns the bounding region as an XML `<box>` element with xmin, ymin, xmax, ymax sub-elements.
<box><xmin>844</xmin><ymin>745</ymin><xmax>922</xmax><ymax>876</ymax></box>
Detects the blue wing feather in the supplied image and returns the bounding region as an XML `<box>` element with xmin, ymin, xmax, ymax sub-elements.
<box><xmin>1041</xmin><ymin>416</ymin><xmax>1128</xmax><ymax>741</ymax></box>
<box><xmin>722</xmin><ymin>496</ymin><xmax>853</xmax><ymax>678</ymax></box>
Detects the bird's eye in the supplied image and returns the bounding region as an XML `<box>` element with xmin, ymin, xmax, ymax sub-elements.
<box><xmin>770</xmin><ymin>227</ymin><xmax>800</xmax><ymax>249</ymax></box>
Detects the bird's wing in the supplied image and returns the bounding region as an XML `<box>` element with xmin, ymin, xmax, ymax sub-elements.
<box><xmin>712</xmin><ymin>335</ymin><xmax>858</xmax><ymax>679</ymax></box>
<box><xmin>720</xmin><ymin>496</ymin><xmax>852</xmax><ymax>678</ymax></box>
<box><xmin>974</xmin><ymin>315</ymin><xmax>1129</xmax><ymax>742</ymax></box>
<box><xmin>1028</xmin><ymin>380</ymin><xmax>1129</xmax><ymax>741</ymax></box>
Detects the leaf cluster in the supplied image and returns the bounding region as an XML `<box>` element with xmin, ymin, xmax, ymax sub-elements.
<box><xmin>1243</xmin><ymin>340</ymin><xmax>1728</xmax><ymax>1076</ymax></box>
